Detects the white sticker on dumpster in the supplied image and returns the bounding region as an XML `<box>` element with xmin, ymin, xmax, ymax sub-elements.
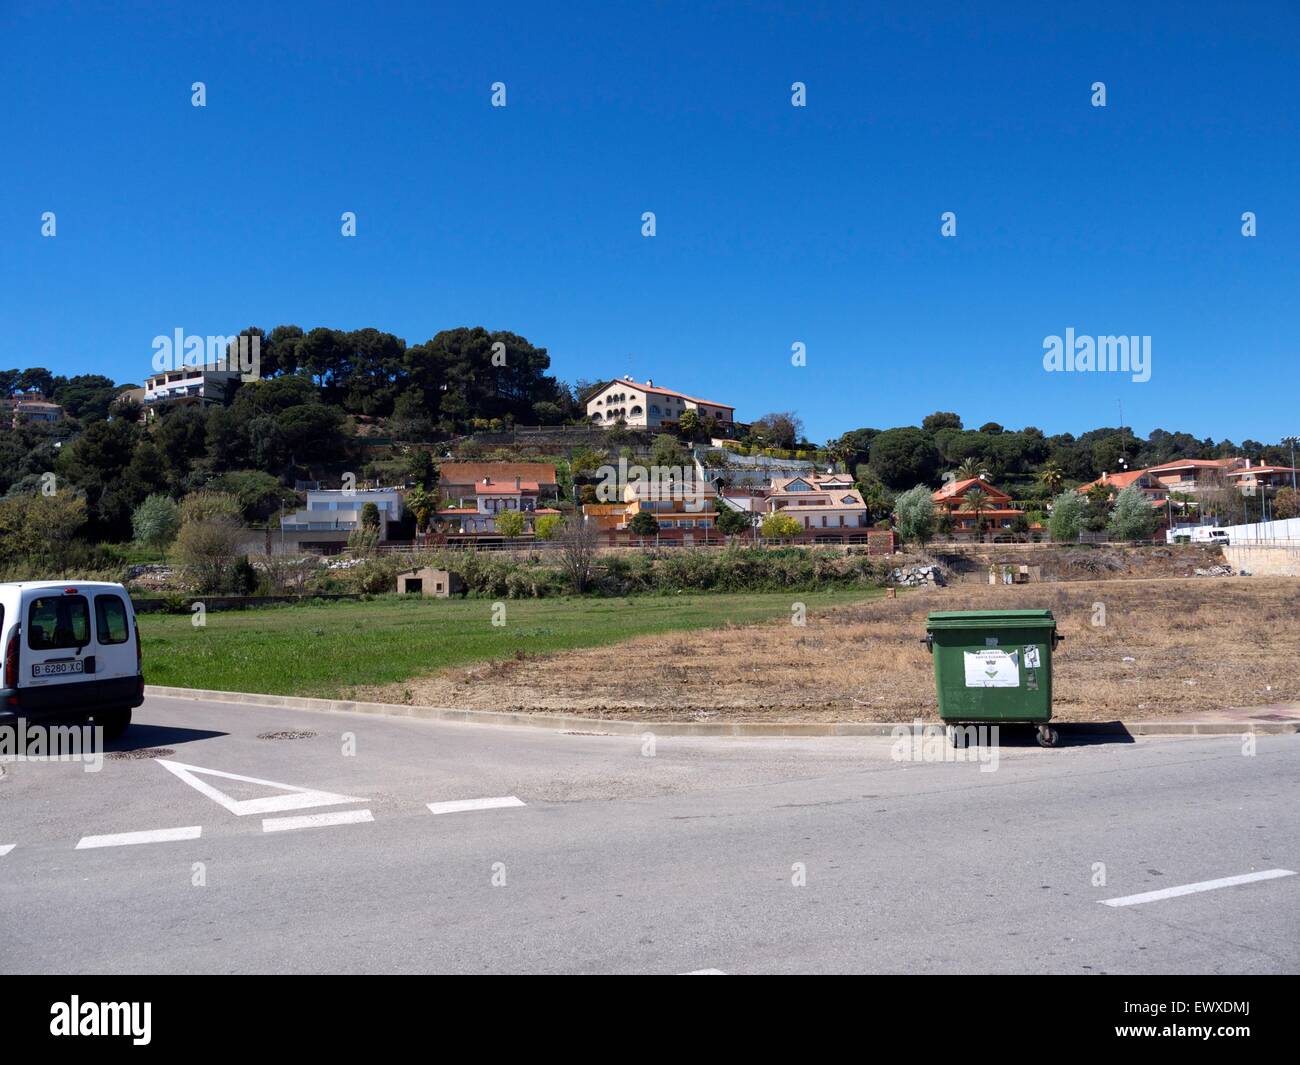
<box><xmin>1024</xmin><ymin>646</ymin><xmax>1041</xmax><ymax>668</ymax></box>
<box><xmin>964</xmin><ymin>649</ymin><xmax>1020</xmax><ymax>687</ymax></box>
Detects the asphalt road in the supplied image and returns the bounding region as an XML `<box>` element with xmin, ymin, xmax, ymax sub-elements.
<box><xmin>1</xmin><ymin>695</ymin><xmax>1297</xmax><ymax>974</ymax></box>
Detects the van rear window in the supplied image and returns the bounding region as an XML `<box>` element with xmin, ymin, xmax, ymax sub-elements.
<box><xmin>94</xmin><ymin>594</ymin><xmax>130</xmax><ymax>645</ymax></box>
<box><xmin>28</xmin><ymin>596</ymin><xmax>91</xmax><ymax>651</ymax></box>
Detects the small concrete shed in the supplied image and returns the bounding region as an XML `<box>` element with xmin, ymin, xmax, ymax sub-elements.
<box><xmin>396</xmin><ymin>567</ymin><xmax>465</xmax><ymax>598</ymax></box>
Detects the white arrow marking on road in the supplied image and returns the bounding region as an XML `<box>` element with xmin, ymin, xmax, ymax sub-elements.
<box><xmin>1099</xmin><ymin>868</ymin><xmax>1297</xmax><ymax>907</ymax></box>
<box><xmin>426</xmin><ymin>796</ymin><xmax>525</xmax><ymax>816</ymax></box>
<box><xmin>155</xmin><ymin>759</ymin><xmax>364</xmax><ymax>817</ymax></box>
<box><xmin>262</xmin><ymin>809</ymin><xmax>374</xmax><ymax>833</ymax></box>
<box><xmin>76</xmin><ymin>826</ymin><xmax>202</xmax><ymax>850</ymax></box>
<box><xmin>0</xmin><ymin>844</ymin><xmax>15</xmax><ymax>857</ymax></box>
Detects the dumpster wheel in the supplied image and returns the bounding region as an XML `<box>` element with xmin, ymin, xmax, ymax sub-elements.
<box><xmin>1035</xmin><ymin>725</ymin><xmax>1060</xmax><ymax>748</ymax></box>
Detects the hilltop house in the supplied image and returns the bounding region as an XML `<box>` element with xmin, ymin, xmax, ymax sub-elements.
<box><xmin>4</xmin><ymin>391</ymin><xmax>64</xmax><ymax>428</ymax></box>
<box><xmin>142</xmin><ymin>363</ymin><xmax>240</xmax><ymax>418</ymax></box>
<box><xmin>586</xmin><ymin>376</ymin><xmax>734</xmax><ymax>433</ymax></box>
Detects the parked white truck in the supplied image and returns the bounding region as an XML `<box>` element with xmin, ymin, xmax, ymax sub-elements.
<box><xmin>1167</xmin><ymin>525</ymin><xmax>1230</xmax><ymax>545</ymax></box>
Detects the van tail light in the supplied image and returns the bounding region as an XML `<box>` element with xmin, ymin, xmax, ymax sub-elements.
<box><xmin>4</xmin><ymin>625</ymin><xmax>20</xmax><ymax>697</ymax></box>
<box><xmin>134</xmin><ymin>621</ymin><xmax>143</xmax><ymax>675</ymax></box>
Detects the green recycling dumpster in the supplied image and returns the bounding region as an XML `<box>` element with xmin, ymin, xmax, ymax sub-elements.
<box><xmin>922</xmin><ymin>609</ymin><xmax>1064</xmax><ymax>747</ymax></box>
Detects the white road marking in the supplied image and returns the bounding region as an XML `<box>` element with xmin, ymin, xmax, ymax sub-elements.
<box><xmin>426</xmin><ymin>796</ymin><xmax>525</xmax><ymax>816</ymax></box>
<box><xmin>682</xmin><ymin>968</ymin><xmax>727</xmax><ymax>975</ymax></box>
<box><xmin>155</xmin><ymin>759</ymin><xmax>363</xmax><ymax>816</ymax></box>
<box><xmin>262</xmin><ymin>809</ymin><xmax>374</xmax><ymax>833</ymax></box>
<box><xmin>75</xmin><ymin>826</ymin><xmax>202</xmax><ymax>850</ymax></box>
<box><xmin>0</xmin><ymin>844</ymin><xmax>15</xmax><ymax>857</ymax></box>
<box><xmin>1100</xmin><ymin>868</ymin><xmax>1297</xmax><ymax>907</ymax></box>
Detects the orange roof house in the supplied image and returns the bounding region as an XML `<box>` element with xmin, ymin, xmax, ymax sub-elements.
<box><xmin>931</xmin><ymin>477</ymin><xmax>1031</xmax><ymax>539</ymax></box>
<box><xmin>438</xmin><ymin>463</ymin><xmax>558</xmax><ymax>505</ymax></box>
<box><xmin>1144</xmin><ymin>458</ymin><xmax>1244</xmax><ymax>494</ymax></box>
<box><xmin>1078</xmin><ymin>467</ymin><xmax>1169</xmax><ymax>503</ymax></box>
<box><xmin>932</xmin><ymin>477</ymin><xmax>1012</xmax><ymax>509</ymax></box>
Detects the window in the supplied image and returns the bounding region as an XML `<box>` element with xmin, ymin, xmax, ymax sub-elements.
<box><xmin>28</xmin><ymin>595</ymin><xmax>91</xmax><ymax>650</ymax></box>
<box><xmin>95</xmin><ymin>594</ymin><xmax>131</xmax><ymax>645</ymax></box>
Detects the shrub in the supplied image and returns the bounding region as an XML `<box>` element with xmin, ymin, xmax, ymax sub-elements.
<box><xmin>1047</xmin><ymin>490</ymin><xmax>1086</xmax><ymax>542</ymax></box>
<box><xmin>893</xmin><ymin>485</ymin><xmax>935</xmax><ymax>544</ymax></box>
<box><xmin>1108</xmin><ymin>485</ymin><xmax>1156</xmax><ymax>541</ymax></box>
<box><xmin>760</xmin><ymin>512</ymin><xmax>803</xmax><ymax>538</ymax></box>
<box><xmin>132</xmin><ymin>494</ymin><xmax>181</xmax><ymax>561</ymax></box>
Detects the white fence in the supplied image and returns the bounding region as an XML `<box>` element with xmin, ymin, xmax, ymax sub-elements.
<box><xmin>1217</xmin><ymin>516</ymin><xmax>1300</xmax><ymax>544</ymax></box>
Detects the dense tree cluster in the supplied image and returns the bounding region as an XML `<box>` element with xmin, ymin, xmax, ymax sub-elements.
<box><xmin>0</xmin><ymin>325</ymin><xmax>583</xmax><ymax>541</ymax></box>
<box><xmin>828</xmin><ymin>413</ymin><xmax>1289</xmax><ymax>495</ymax></box>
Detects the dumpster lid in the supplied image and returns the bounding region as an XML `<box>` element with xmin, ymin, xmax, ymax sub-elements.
<box><xmin>926</xmin><ymin>609</ymin><xmax>1056</xmax><ymax>630</ymax></box>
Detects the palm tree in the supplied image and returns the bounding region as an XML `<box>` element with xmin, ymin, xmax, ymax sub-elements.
<box><xmin>954</xmin><ymin>457</ymin><xmax>989</xmax><ymax>482</ymax></box>
<box><xmin>960</xmin><ymin>485</ymin><xmax>990</xmax><ymax>542</ymax></box>
<box><xmin>1037</xmin><ymin>461</ymin><xmax>1064</xmax><ymax>496</ymax></box>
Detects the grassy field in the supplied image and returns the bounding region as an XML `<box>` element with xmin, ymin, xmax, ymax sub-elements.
<box><xmin>140</xmin><ymin>589</ymin><xmax>883</xmax><ymax>698</ymax></box>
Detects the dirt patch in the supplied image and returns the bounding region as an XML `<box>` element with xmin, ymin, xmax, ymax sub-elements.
<box><xmin>257</xmin><ymin>730</ymin><xmax>318</xmax><ymax>741</ymax></box>
<box><xmin>350</xmin><ymin>577</ymin><xmax>1300</xmax><ymax>723</ymax></box>
<box><xmin>910</xmin><ymin>543</ymin><xmax>1229</xmax><ymax>584</ymax></box>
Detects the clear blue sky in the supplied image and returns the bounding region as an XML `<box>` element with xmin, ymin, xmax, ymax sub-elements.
<box><xmin>3</xmin><ymin>1</ymin><xmax>1297</xmax><ymax>444</ymax></box>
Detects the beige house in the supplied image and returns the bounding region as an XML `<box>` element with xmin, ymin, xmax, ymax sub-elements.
<box><xmin>766</xmin><ymin>473</ymin><xmax>868</xmax><ymax>530</ymax></box>
<box><xmin>396</xmin><ymin>567</ymin><xmax>464</xmax><ymax>597</ymax></box>
<box><xmin>586</xmin><ymin>376</ymin><xmax>734</xmax><ymax>431</ymax></box>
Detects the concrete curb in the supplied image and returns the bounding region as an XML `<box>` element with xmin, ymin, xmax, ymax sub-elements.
<box><xmin>143</xmin><ymin>685</ymin><xmax>1300</xmax><ymax>737</ymax></box>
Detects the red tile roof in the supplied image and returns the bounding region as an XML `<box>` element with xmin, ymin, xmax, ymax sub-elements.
<box><xmin>596</xmin><ymin>379</ymin><xmax>734</xmax><ymax>410</ymax></box>
<box><xmin>933</xmin><ymin>477</ymin><xmax>1012</xmax><ymax>502</ymax></box>
<box><xmin>1146</xmin><ymin>458</ymin><xmax>1240</xmax><ymax>473</ymax></box>
<box><xmin>473</xmin><ymin>481</ymin><xmax>540</xmax><ymax>495</ymax></box>
<box><xmin>439</xmin><ymin>463</ymin><xmax>557</xmax><ymax>485</ymax></box>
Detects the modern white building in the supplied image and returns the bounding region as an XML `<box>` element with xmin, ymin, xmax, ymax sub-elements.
<box><xmin>281</xmin><ymin>487</ymin><xmax>405</xmax><ymax>539</ymax></box>
<box><xmin>142</xmin><ymin>364</ymin><xmax>241</xmax><ymax>416</ymax></box>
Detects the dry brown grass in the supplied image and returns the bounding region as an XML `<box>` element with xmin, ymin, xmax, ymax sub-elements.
<box><xmin>362</xmin><ymin>577</ymin><xmax>1300</xmax><ymax>722</ymax></box>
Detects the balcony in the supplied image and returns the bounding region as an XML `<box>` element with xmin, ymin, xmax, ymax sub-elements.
<box><xmin>280</xmin><ymin>520</ymin><xmax>358</xmax><ymax>531</ymax></box>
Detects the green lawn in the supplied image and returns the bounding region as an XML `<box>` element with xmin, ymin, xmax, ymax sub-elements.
<box><xmin>141</xmin><ymin>589</ymin><xmax>881</xmax><ymax>698</ymax></box>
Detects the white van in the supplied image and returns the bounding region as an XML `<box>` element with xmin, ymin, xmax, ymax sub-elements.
<box><xmin>0</xmin><ymin>581</ymin><xmax>144</xmax><ymax>739</ymax></box>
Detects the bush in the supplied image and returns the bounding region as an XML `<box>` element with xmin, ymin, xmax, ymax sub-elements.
<box><xmin>627</xmin><ymin>511</ymin><xmax>659</xmax><ymax>536</ymax></box>
<box><xmin>174</xmin><ymin>496</ymin><xmax>246</xmax><ymax>593</ymax></box>
<box><xmin>132</xmin><ymin>494</ymin><xmax>181</xmax><ymax>561</ymax></box>
<box><xmin>893</xmin><ymin>485</ymin><xmax>935</xmax><ymax>544</ymax></box>
<box><xmin>1047</xmin><ymin>490</ymin><xmax>1086</xmax><ymax>542</ymax></box>
<box><xmin>1107</xmin><ymin>485</ymin><xmax>1156</xmax><ymax>541</ymax></box>
<box><xmin>760</xmin><ymin>512</ymin><xmax>803</xmax><ymax>538</ymax></box>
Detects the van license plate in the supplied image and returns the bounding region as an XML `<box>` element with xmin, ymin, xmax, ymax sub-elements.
<box><xmin>33</xmin><ymin>660</ymin><xmax>84</xmax><ymax>677</ymax></box>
